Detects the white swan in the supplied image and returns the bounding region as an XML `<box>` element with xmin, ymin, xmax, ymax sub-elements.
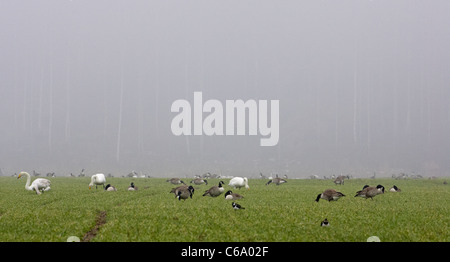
<box><xmin>89</xmin><ymin>173</ymin><xmax>106</xmax><ymax>189</ymax></box>
<box><xmin>17</xmin><ymin>171</ymin><xmax>51</xmax><ymax>195</ymax></box>
<box><xmin>228</xmin><ymin>177</ymin><xmax>250</xmax><ymax>190</ymax></box>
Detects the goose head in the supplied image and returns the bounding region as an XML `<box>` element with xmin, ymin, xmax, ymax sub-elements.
<box><xmin>376</xmin><ymin>184</ymin><xmax>385</xmax><ymax>193</ymax></box>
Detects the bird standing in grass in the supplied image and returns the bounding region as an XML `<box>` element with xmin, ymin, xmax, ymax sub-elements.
<box><xmin>355</xmin><ymin>185</ymin><xmax>385</xmax><ymax>200</ymax></box>
<box><xmin>228</xmin><ymin>177</ymin><xmax>250</xmax><ymax>190</ymax></box>
<box><xmin>89</xmin><ymin>173</ymin><xmax>106</xmax><ymax>189</ymax></box>
<box><xmin>177</xmin><ymin>186</ymin><xmax>195</xmax><ymax>201</ymax></box>
<box><xmin>166</xmin><ymin>178</ymin><xmax>186</xmax><ymax>185</ymax></box>
<box><xmin>315</xmin><ymin>189</ymin><xmax>345</xmax><ymax>202</ymax></box>
<box><xmin>202</xmin><ymin>181</ymin><xmax>225</xmax><ymax>197</ymax></box>
<box><xmin>190</xmin><ymin>177</ymin><xmax>208</xmax><ymax>185</ymax></box>
<box><xmin>266</xmin><ymin>176</ymin><xmax>287</xmax><ymax>185</ymax></box>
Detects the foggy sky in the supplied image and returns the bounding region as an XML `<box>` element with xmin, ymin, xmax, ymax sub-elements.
<box><xmin>1</xmin><ymin>0</ymin><xmax>449</xmax><ymax>178</ymax></box>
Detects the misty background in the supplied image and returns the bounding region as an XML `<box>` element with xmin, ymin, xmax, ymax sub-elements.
<box><xmin>1</xmin><ymin>0</ymin><xmax>449</xmax><ymax>178</ymax></box>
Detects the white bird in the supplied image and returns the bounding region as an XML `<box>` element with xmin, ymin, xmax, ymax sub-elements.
<box><xmin>228</xmin><ymin>177</ymin><xmax>250</xmax><ymax>190</ymax></box>
<box><xmin>89</xmin><ymin>173</ymin><xmax>106</xmax><ymax>189</ymax></box>
<box><xmin>17</xmin><ymin>171</ymin><xmax>51</xmax><ymax>195</ymax></box>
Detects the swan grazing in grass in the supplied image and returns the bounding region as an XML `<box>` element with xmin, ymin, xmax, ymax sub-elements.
<box><xmin>17</xmin><ymin>171</ymin><xmax>51</xmax><ymax>195</ymax></box>
<box><xmin>228</xmin><ymin>177</ymin><xmax>250</xmax><ymax>190</ymax></box>
<box><xmin>89</xmin><ymin>173</ymin><xmax>106</xmax><ymax>189</ymax></box>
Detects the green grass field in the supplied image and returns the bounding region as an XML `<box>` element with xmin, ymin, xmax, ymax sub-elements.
<box><xmin>0</xmin><ymin>176</ymin><xmax>448</xmax><ymax>242</ymax></box>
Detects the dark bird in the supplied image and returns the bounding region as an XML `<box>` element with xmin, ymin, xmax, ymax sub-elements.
<box><xmin>128</xmin><ymin>182</ymin><xmax>138</xmax><ymax>191</ymax></box>
<box><xmin>315</xmin><ymin>189</ymin><xmax>345</xmax><ymax>202</ymax></box>
<box><xmin>224</xmin><ymin>190</ymin><xmax>244</xmax><ymax>200</ymax></box>
<box><xmin>177</xmin><ymin>186</ymin><xmax>195</xmax><ymax>201</ymax></box>
<box><xmin>232</xmin><ymin>202</ymin><xmax>245</xmax><ymax>210</ymax></box>
<box><xmin>170</xmin><ymin>185</ymin><xmax>190</xmax><ymax>196</ymax></box>
<box><xmin>321</xmin><ymin>218</ymin><xmax>329</xmax><ymax>227</ymax></box>
<box><xmin>190</xmin><ymin>177</ymin><xmax>208</xmax><ymax>185</ymax></box>
<box><xmin>355</xmin><ymin>185</ymin><xmax>385</xmax><ymax>200</ymax></box>
<box><xmin>166</xmin><ymin>178</ymin><xmax>186</xmax><ymax>185</ymax></box>
<box><xmin>105</xmin><ymin>184</ymin><xmax>117</xmax><ymax>191</ymax></box>
<box><xmin>266</xmin><ymin>177</ymin><xmax>287</xmax><ymax>186</ymax></box>
<box><xmin>389</xmin><ymin>185</ymin><xmax>401</xmax><ymax>192</ymax></box>
<box><xmin>202</xmin><ymin>181</ymin><xmax>225</xmax><ymax>197</ymax></box>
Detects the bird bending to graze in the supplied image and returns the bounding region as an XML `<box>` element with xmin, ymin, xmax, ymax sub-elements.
<box><xmin>170</xmin><ymin>185</ymin><xmax>188</xmax><ymax>196</ymax></box>
<box><xmin>333</xmin><ymin>176</ymin><xmax>345</xmax><ymax>185</ymax></box>
<box><xmin>266</xmin><ymin>177</ymin><xmax>287</xmax><ymax>185</ymax></box>
<box><xmin>128</xmin><ymin>182</ymin><xmax>138</xmax><ymax>191</ymax></box>
<box><xmin>89</xmin><ymin>173</ymin><xmax>106</xmax><ymax>189</ymax></box>
<box><xmin>232</xmin><ymin>202</ymin><xmax>245</xmax><ymax>210</ymax></box>
<box><xmin>224</xmin><ymin>190</ymin><xmax>244</xmax><ymax>200</ymax></box>
<box><xmin>202</xmin><ymin>181</ymin><xmax>225</xmax><ymax>197</ymax></box>
<box><xmin>190</xmin><ymin>178</ymin><xmax>208</xmax><ymax>185</ymax></box>
<box><xmin>389</xmin><ymin>185</ymin><xmax>401</xmax><ymax>192</ymax></box>
<box><xmin>315</xmin><ymin>189</ymin><xmax>345</xmax><ymax>202</ymax></box>
<box><xmin>228</xmin><ymin>177</ymin><xmax>250</xmax><ymax>190</ymax></box>
<box><xmin>105</xmin><ymin>184</ymin><xmax>117</xmax><ymax>191</ymax></box>
<box><xmin>177</xmin><ymin>186</ymin><xmax>195</xmax><ymax>201</ymax></box>
<box><xmin>354</xmin><ymin>185</ymin><xmax>385</xmax><ymax>200</ymax></box>
<box><xmin>17</xmin><ymin>171</ymin><xmax>51</xmax><ymax>195</ymax></box>
<box><xmin>166</xmin><ymin>178</ymin><xmax>186</xmax><ymax>185</ymax></box>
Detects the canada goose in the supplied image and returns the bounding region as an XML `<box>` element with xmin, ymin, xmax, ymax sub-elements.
<box><xmin>389</xmin><ymin>185</ymin><xmax>401</xmax><ymax>192</ymax></box>
<box><xmin>128</xmin><ymin>182</ymin><xmax>138</xmax><ymax>191</ymax></box>
<box><xmin>17</xmin><ymin>171</ymin><xmax>51</xmax><ymax>195</ymax></box>
<box><xmin>170</xmin><ymin>185</ymin><xmax>189</xmax><ymax>196</ymax></box>
<box><xmin>315</xmin><ymin>189</ymin><xmax>345</xmax><ymax>202</ymax></box>
<box><xmin>224</xmin><ymin>190</ymin><xmax>244</xmax><ymax>200</ymax></box>
<box><xmin>266</xmin><ymin>177</ymin><xmax>287</xmax><ymax>185</ymax></box>
<box><xmin>202</xmin><ymin>181</ymin><xmax>225</xmax><ymax>197</ymax></box>
<box><xmin>105</xmin><ymin>184</ymin><xmax>117</xmax><ymax>191</ymax></box>
<box><xmin>190</xmin><ymin>178</ymin><xmax>208</xmax><ymax>185</ymax></box>
<box><xmin>333</xmin><ymin>176</ymin><xmax>345</xmax><ymax>185</ymax></box>
<box><xmin>177</xmin><ymin>186</ymin><xmax>195</xmax><ymax>201</ymax></box>
<box><xmin>89</xmin><ymin>173</ymin><xmax>106</xmax><ymax>189</ymax></box>
<box><xmin>232</xmin><ymin>202</ymin><xmax>245</xmax><ymax>210</ymax></box>
<box><xmin>166</xmin><ymin>178</ymin><xmax>186</xmax><ymax>185</ymax></box>
<box><xmin>228</xmin><ymin>177</ymin><xmax>249</xmax><ymax>190</ymax></box>
<box><xmin>321</xmin><ymin>218</ymin><xmax>329</xmax><ymax>227</ymax></box>
<box><xmin>354</xmin><ymin>185</ymin><xmax>385</xmax><ymax>200</ymax></box>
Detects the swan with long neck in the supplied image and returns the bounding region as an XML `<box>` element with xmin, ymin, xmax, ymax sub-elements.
<box><xmin>18</xmin><ymin>171</ymin><xmax>51</xmax><ymax>195</ymax></box>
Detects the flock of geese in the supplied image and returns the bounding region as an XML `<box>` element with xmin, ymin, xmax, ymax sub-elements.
<box><xmin>315</xmin><ymin>184</ymin><xmax>395</xmax><ymax>203</ymax></box>
<box><xmin>168</xmin><ymin>177</ymin><xmax>251</xmax><ymax>209</ymax></box>
<box><xmin>17</xmin><ymin>171</ymin><xmax>403</xmax><ymax>213</ymax></box>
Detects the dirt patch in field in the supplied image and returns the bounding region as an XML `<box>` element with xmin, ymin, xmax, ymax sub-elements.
<box><xmin>82</xmin><ymin>210</ymin><xmax>107</xmax><ymax>242</ymax></box>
